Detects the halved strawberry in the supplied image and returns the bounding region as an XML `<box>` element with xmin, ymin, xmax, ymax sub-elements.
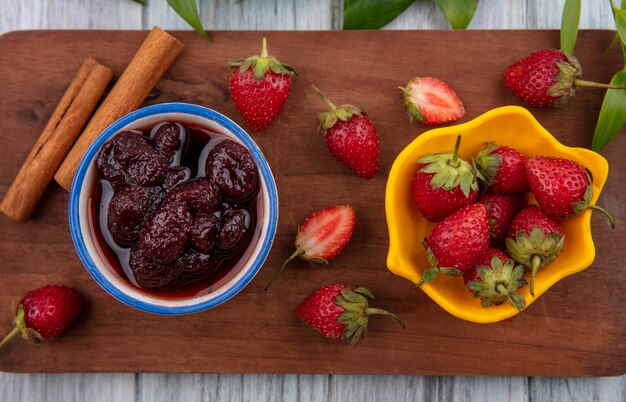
<box><xmin>264</xmin><ymin>205</ymin><xmax>356</xmax><ymax>290</ymax></box>
<box><xmin>400</xmin><ymin>77</ymin><xmax>465</xmax><ymax>126</ymax></box>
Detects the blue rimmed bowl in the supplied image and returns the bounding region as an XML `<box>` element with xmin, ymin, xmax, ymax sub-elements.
<box><xmin>69</xmin><ymin>103</ymin><xmax>279</xmax><ymax>315</ymax></box>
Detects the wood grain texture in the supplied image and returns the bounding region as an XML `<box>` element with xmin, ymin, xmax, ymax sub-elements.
<box><xmin>0</xmin><ymin>0</ymin><xmax>624</xmax><ymax>401</ymax></box>
<box><xmin>0</xmin><ymin>373</ymin><xmax>136</xmax><ymax>402</ymax></box>
<box><xmin>0</xmin><ymin>29</ymin><xmax>624</xmax><ymax>377</ymax></box>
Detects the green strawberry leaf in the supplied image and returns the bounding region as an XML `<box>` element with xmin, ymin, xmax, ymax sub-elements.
<box><xmin>130</xmin><ymin>0</ymin><xmax>145</xmax><ymax>4</ymax></box>
<box><xmin>435</xmin><ymin>0</ymin><xmax>479</xmax><ymax>29</ymax></box>
<box><xmin>421</xmin><ymin>267</ymin><xmax>439</xmax><ymax>284</ymax></box>
<box><xmin>592</xmin><ymin>68</ymin><xmax>626</xmax><ymax>151</ymax></box>
<box><xmin>560</xmin><ymin>0</ymin><xmax>581</xmax><ymax>56</ymax></box>
<box><xmin>440</xmin><ymin>267</ymin><xmax>462</xmax><ymax>277</ymax></box>
<box><xmin>167</xmin><ymin>0</ymin><xmax>212</xmax><ymax>41</ymax></box>
<box><xmin>343</xmin><ymin>0</ymin><xmax>415</xmax><ymax>30</ymax></box>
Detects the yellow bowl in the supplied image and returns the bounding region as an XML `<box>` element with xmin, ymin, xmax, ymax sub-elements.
<box><xmin>385</xmin><ymin>106</ymin><xmax>609</xmax><ymax>323</ymax></box>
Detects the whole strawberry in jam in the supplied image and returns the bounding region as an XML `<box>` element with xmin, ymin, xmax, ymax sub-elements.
<box><xmin>1</xmin><ymin>285</ymin><xmax>83</xmax><ymax>348</ymax></box>
<box><xmin>526</xmin><ymin>156</ymin><xmax>614</xmax><ymax>227</ymax></box>
<box><xmin>412</xmin><ymin>135</ymin><xmax>478</xmax><ymax>222</ymax></box>
<box><xmin>506</xmin><ymin>206</ymin><xmax>564</xmax><ymax>297</ymax></box>
<box><xmin>474</xmin><ymin>143</ymin><xmax>529</xmax><ymax>193</ymax></box>
<box><xmin>296</xmin><ymin>284</ymin><xmax>404</xmax><ymax>346</ymax></box>
<box><xmin>420</xmin><ymin>203</ymin><xmax>490</xmax><ymax>287</ymax></box>
<box><xmin>478</xmin><ymin>193</ymin><xmax>524</xmax><ymax>244</ymax></box>
<box><xmin>229</xmin><ymin>37</ymin><xmax>297</xmax><ymax>132</ymax></box>
<box><xmin>504</xmin><ymin>49</ymin><xmax>625</xmax><ymax>107</ymax></box>
<box><xmin>466</xmin><ymin>248</ymin><xmax>527</xmax><ymax>312</ymax></box>
<box><xmin>312</xmin><ymin>85</ymin><xmax>380</xmax><ymax>180</ymax></box>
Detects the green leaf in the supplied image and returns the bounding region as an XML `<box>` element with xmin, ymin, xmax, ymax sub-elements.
<box><xmin>560</xmin><ymin>0</ymin><xmax>581</xmax><ymax>56</ymax></box>
<box><xmin>435</xmin><ymin>0</ymin><xmax>479</xmax><ymax>29</ymax></box>
<box><xmin>130</xmin><ymin>0</ymin><xmax>145</xmax><ymax>4</ymax></box>
<box><xmin>421</xmin><ymin>267</ymin><xmax>439</xmax><ymax>284</ymax></box>
<box><xmin>343</xmin><ymin>0</ymin><xmax>415</xmax><ymax>30</ymax></box>
<box><xmin>592</xmin><ymin>68</ymin><xmax>626</xmax><ymax>151</ymax></box>
<box><xmin>611</xmin><ymin>1</ymin><xmax>626</xmax><ymax>48</ymax></box>
<box><xmin>167</xmin><ymin>0</ymin><xmax>212</xmax><ymax>41</ymax></box>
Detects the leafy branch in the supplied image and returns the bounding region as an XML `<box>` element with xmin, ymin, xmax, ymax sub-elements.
<box><xmin>343</xmin><ymin>0</ymin><xmax>478</xmax><ymax>30</ymax></box>
<box><xmin>131</xmin><ymin>0</ymin><xmax>211</xmax><ymax>41</ymax></box>
<box><xmin>591</xmin><ymin>0</ymin><xmax>626</xmax><ymax>151</ymax></box>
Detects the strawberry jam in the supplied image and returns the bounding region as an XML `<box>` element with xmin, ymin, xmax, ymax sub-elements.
<box><xmin>89</xmin><ymin>121</ymin><xmax>262</xmax><ymax>299</ymax></box>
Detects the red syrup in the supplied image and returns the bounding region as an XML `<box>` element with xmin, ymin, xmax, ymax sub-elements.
<box><xmin>89</xmin><ymin>121</ymin><xmax>263</xmax><ymax>300</ymax></box>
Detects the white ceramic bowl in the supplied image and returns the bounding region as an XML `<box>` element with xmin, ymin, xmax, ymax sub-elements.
<box><xmin>69</xmin><ymin>103</ymin><xmax>279</xmax><ymax>314</ymax></box>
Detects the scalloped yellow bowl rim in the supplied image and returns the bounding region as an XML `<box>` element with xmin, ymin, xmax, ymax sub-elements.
<box><xmin>385</xmin><ymin>106</ymin><xmax>609</xmax><ymax>324</ymax></box>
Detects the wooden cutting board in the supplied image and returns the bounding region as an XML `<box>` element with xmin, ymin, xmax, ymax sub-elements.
<box><xmin>0</xmin><ymin>30</ymin><xmax>624</xmax><ymax>376</ymax></box>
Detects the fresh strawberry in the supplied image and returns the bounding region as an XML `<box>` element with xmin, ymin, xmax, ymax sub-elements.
<box><xmin>466</xmin><ymin>248</ymin><xmax>527</xmax><ymax>312</ymax></box>
<box><xmin>413</xmin><ymin>135</ymin><xmax>479</xmax><ymax>222</ymax></box>
<box><xmin>296</xmin><ymin>284</ymin><xmax>404</xmax><ymax>346</ymax></box>
<box><xmin>478</xmin><ymin>193</ymin><xmax>524</xmax><ymax>244</ymax></box>
<box><xmin>506</xmin><ymin>206</ymin><xmax>564</xmax><ymax>297</ymax></box>
<box><xmin>463</xmin><ymin>247</ymin><xmax>511</xmax><ymax>286</ymax></box>
<box><xmin>462</xmin><ymin>268</ymin><xmax>481</xmax><ymax>287</ymax></box>
<box><xmin>400</xmin><ymin>77</ymin><xmax>465</xmax><ymax>125</ymax></box>
<box><xmin>264</xmin><ymin>205</ymin><xmax>356</xmax><ymax>290</ymax></box>
<box><xmin>312</xmin><ymin>85</ymin><xmax>379</xmax><ymax>179</ymax></box>
<box><xmin>526</xmin><ymin>156</ymin><xmax>614</xmax><ymax>227</ymax></box>
<box><xmin>504</xmin><ymin>49</ymin><xmax>626</xmax><ymax>107</ymax></box>
<box><xmin>420</xmin><ymin>203</ymin><xmax>490</xmax><ymax>287</ymax></box>
<box><xmin>463</xmin><ymin>248</ymin><xmax>511</xmax><ymax>286</ymax></box>
<box><xmin>474</xmin><ymin>248</ymin><xmax>511</xmax><ymax>271</ymax></box>
<box><xmin>0</xmin><ymin>285</ymin><xmax>83</xmax><ymax>348</ymax></box>
<box><xmin>474</xmin><ymin>143</ymin><xmax>529</xmax><ymax>193</ymax></box>
<box><xmin>229</xmin><ymin>37</ymin><xmax>297</xmax><ymax>132</ymax></box>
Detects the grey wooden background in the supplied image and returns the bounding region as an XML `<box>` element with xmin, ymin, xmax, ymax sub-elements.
<box><xmin>0</xmin><ymin>0</ymin><xmax>625</xmax><ymax>401</ymax></box>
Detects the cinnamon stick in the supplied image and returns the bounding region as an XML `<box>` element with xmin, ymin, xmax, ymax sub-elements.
<box><xmin>54</xmin><ymin>27</ymin><xmax>184</xmax><ymax>191</ymax></box>
<box><xmin>0</xmin><ymin>57</ymin><xmax>113</xmax><ymax>222</ymax></box>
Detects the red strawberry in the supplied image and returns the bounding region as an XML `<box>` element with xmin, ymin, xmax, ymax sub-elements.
<box><xmin>420</xmin><ymin>203</ymin><xmax>490</xmax><ymax>287</ymax></box>
<box><xmin>463</xmin><ymin>248</ymin><xmax>511</xmax><ymax>286</ymax></box>
<box><xmin>506</xmin><ymin>206</ymin><xmax>564</xmax><ymax>297</ymax></box>
<box><xmin>412</xmin><ymin>135</ymin><xmax>479</xmax><ymax>222</ymax></box>
<box><xmin>478</xmin><ymin>193</ymin><xmax>524</xmax><ymax>244</ymax></box>
<box><xmin>400</xmin><ymin>77</ymin><xmax>465</xmax><ymax>125</ymax></box>
<box><xmin>312</xmin><ymin>85</ymin><xmax>379</xmax><ymax>179</ymax></box>
<box><xmin>296</xmin><ymin>284</ymin><xmax>404</xmax><ymax>346</ymax></box>
<box><xmin>526</xmin><ymin>156</ymin><xmax>614</xmax><ymax>227</ymax></box>
<box><xmin>504</xmin><ymin>49</ymin><xmax>625</xmax><ymax>107</ymax></box>
<box><xmin>474</xmin><ymin>143</ymin><xmax>529</xmax><ymax>193</ymax></box>
<box><xmin>264</xmin><ymin>205</ymin><xmax>356</xmax><ymax>290</ymax></box>
<box><xmin>0</xmin><ymin>285</ymin><xmax>83</xmax><ymax>348</ymax></box>
<box><xmin>229</xmin><ymin>37</ymin><xmax>297</xmax><ymax>132</ymax></box>
<box><xmin>466</xmin><ymin>248</ymin><xmax>527</xmax><ymax>312</ymax></box>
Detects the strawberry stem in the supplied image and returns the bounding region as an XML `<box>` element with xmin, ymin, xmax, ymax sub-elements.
<box><xmin>364</xmin><ymin>308</ymin><xmax>406</xmax><ymax>328</ymax></box>
<box><xmin>0</xmin><ymin>327</ymin><xmax>20</xmax><ymax>349</ymax></box>
<box><xmin>398</xmin><ymin>86</ymin><xmax>412</xmax><ymax>96</ymax></box>
<box><xmin>588</xmin><ymin>204</ymin><xmax>616</xmax><ymax>229</ymax></box>
<box><xmin>574</xmin><ymin>79</ymin><xmax>626</xmax><ymax>90</ymax></box>
<box><xmin>529</xmin><ymin>255</ymin><xmax>541</xmax><ymax>297</ymax></box>
<box><xmin>450</xmin><ymin>135</ymin><xmax>462</xmax><ymax>167</ymax></box>
<box><xmin>311</xmin><ymin>84</ymin><xmax>337</xmax><ymax>110</ymax></box>
<box><xmin>260</xmin><ymin>37</ymin><xmax>268</xmax><ymax>58</ymax></box>
<box><xmin>496</xmin><ymin>283</ymin><xmax>523</xmax><ymax>314</ymax></box>
<box><xmin>264</xmin><ymin>248</ymin><xmax>305</xmax><ymax>291</ymax></box>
